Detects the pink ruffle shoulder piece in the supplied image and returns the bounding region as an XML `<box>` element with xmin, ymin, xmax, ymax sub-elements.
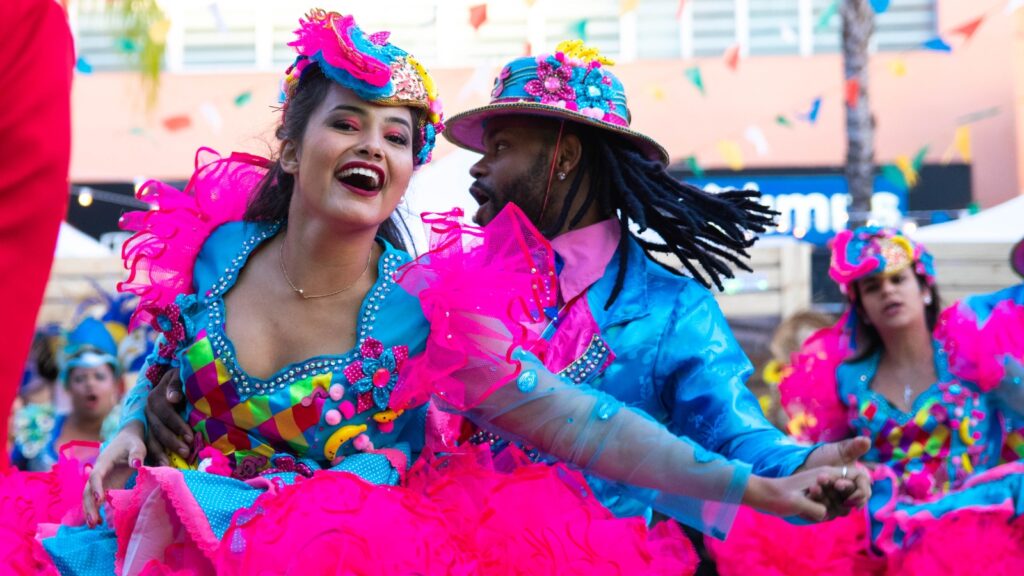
<box><xmin>706</xmin><ymin>506</ymin><xmax>883</xmax><ymax>576</ymax></box>
<box><xmin>0</xmin><ymin>441</ymin><xmax>98</xmax><ymax>576</ymax></box>
<box><xmin>936</xmin><ymin>293</ymin><xmax>1024</xmax><ymax>392</ymax></box>
<box><xmin>778</xmin><ymin>315</ymin><xmax>854</xmax><ymax>443</ymax></box>
<box><xmin>391</xmin><ymin>204</ymin><xmax>557</xmax><ymax>413</ymax></box>
<box><xmin>118</xmin><ymin>148</ymin><xmax>269</xmax><ymax>330</ymax></box>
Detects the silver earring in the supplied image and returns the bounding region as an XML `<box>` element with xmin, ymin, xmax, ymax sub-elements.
<box><xmin>923</xmin><ymin>294</ymin><xmax>933</xmax><ymax>305</ymax></box>
<box><xmin>556</xmin><ymin>172</ymin><xmax>567</xmax><ymax>181</ymax></box>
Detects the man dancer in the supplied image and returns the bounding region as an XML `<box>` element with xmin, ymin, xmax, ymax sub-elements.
<box><xmin>439</xmin><ymin>41</ymin><xmax>869</xmax><ymax>518</ymax></box>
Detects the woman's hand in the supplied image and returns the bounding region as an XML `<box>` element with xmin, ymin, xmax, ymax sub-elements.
<box><xmin>82</xmin><ymin>420</ymin><xmax>146</xmax><ymax>528</ymax></box>
<box><xmin>742</xmin><ymin>465</ymin><xmax>871</xmax><ymax>522</ymax></box>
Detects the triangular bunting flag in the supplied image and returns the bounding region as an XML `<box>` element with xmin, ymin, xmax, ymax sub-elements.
<box><xmin>686</xmin><ymin>155</ymin><xmax>704</xmax><ymax>178</ymax></box>
<box><xmin>895</xmin><ymin>155</ymin><xmax>919</xmax><ymax>188</ymax></box>
<box><xmin>880</xmin><ymin>164</ymin><xmax>908</xmax><ymax>191</ymax></box>
<box><xmin>815</xmin><ymin>1</ymin><xmax>839</xmax><ymax>32</ymax></box>
<box><xmin>955</xmin><ymin>125</ymin><xmax>971</xmax><ymax>162</ymax></box>
<box><xmin>922</xmin><ymin>37</ymin><xmax>952</xmax><ymax>52</ymax></box>
<box><xmin>620</xmin><ymin>0</ymin><xmax>640</xmax><ymax>15</ymax></box>
<box><xmin>724</xmin><ymin>44</ymin><xmax>741</xmax><ymax>71</ymax></box>
<box><xmin>801</xmin><ymin>97</ymin><xmax>823</xmax><ymax>124</ymax></box>
<box><xmin>162</xmin><ymin>115</ymin><xmax>192</xmax><ymax>132</ymax></box>
<box><xmin>869</xmin><ymin>0</ymin><xmax>890</xmax><ymax>14</ymax></box>
<box><xmin>911</xmin><ymin>146</ymin><xmax>929</xmax><ymax>172</ymax></box>
<box><xmin>75</xmin><ymin>57</ymin><xmax>93</xmax><ymax>74</ymax></box>
<box><xmin>684</xmin><ymin>66</ymin><xmax>704</xmax><ymax>95</ymax></box>
<box><xmin>570</xmin><ymin>19</ymin><xmax>589</xmax><ymax>40</ymax></box>
<box><xmin>717</xmin><ymin>140</ymin><xmax>745</xmax><ymax>171</ymax></box>
<box><xmin>469</xmin><ymin>4</ymin><xmax>488</xmax><ymax>31</ymax></box>
<box><xmin>950</xmin><ymin>15</ymin><xmax>985</xmax><ymax>42</ymax></box>
<box><xmin>845</xmin><ymin>78</ymin><xmax>860</xmax><ymax>108</ymax></box>
<box><xmin>745</xmin><ymin>126</ymin><xmax>769</xmax><ymax>156</ymax></box>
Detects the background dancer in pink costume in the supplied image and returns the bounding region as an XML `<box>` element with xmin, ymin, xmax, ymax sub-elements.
<box><xmin>711</xmin><ymin>226</ymin><xmax>1024</xmax><ymax>575</ymax></box>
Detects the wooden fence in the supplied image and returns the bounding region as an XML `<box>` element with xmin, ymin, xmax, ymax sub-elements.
<box><xmin>654</xmin><ymin>241</ymin><xmax>814</xmax><ymax>318</ymax></box>
<box><xmin>927</xmin><ymin>242</ymin><xmax>1020</xmax><ymax>305</ymax></box>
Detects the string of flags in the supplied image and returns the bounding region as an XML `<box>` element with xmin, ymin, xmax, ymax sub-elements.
<box><xmin>676</xmin><ymin>0</ymin><xmax>1011</xmax><ymax>174</ymax></box>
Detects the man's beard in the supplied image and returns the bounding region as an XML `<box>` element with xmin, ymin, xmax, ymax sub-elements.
<box><xmin>487</xmin><ymin>153</ymin><xmax>553</xmax><ymax>230</ymax></box>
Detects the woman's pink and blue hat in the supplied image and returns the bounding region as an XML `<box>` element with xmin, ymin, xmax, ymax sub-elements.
<box><xmin>829</xmin><ymin>226</ymin><xmax>936</xmax><ymax>297</ymax></box>
<box><xmin>444</xmin><ymin>40</ymin><xmax>669</xmax><ymax>165</ymax></box>
<box><xmin>281</xmin><ymin>9</ymin><xmax>444</xmax><ymax>166</ymax></box>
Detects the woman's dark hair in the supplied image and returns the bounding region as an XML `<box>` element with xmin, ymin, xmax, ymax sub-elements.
<box><xmin>245</xmin><ymin>64</ymin><xmax>420</xmax><ymax>251</ymax></box>
<box><xmin>31</xmin><ymin>332</ymin><xmax>58</xmax><ymax>382</ymax></box>
<box><xmin>846</xmin><ymin>271</ymin><xmax>942</xmax><ymax>363</ymax></box>
<box><xmin>548</xmin><ymin>123</ymin><xmax>775</xmax><ymax>309</ymax></box>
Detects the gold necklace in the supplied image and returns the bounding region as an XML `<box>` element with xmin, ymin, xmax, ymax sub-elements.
<box><xmin>278</xmin><ymin>236</ymin><xmax>372</xmax><ymax>300</ymax></box>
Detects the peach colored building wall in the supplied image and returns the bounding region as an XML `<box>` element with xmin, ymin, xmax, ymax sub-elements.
<box><xmin>70</xmin><ymin>2</ymin><xmax>1024</xmax><ymax>208</ymax></box>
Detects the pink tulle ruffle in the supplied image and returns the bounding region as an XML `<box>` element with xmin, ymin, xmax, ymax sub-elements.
<box><xmin>706</xmin><ymin>506</ymin><xmax>883</xmax><ymax>576</ymax></box>
<box><xmin>115</xmin><ymin>446</ymin><xmax>697</xmax><ymax>575</ymax></box>
<box><xmin>778</xmin><ymin>316</ymin><xmax>853</xmax><ymax>443</ymax></box>
<box><xmin>885</xmin><ymin>508</ymin><xmax>1024</xmax><ymax>575</ymax></box>
<box><xmin>392</xmin><ymin>205</ymin><xmax>557</xmax><ymax>413</ymax></box>
<box><xmin>937</xmin><ymin>295</ymin><xmax>1024</xmax><ymax>392</ymax></box>
<box><xmin>0</xmin><ymin>442</ymin><xmax>98</xmax><ymax>575</ymax></box>
<box><xmin>119</xmin><ymin>148</ymin><xmax>268</xmax><ymax>331</ymax></box>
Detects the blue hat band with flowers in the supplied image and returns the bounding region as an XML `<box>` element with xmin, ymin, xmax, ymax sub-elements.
<box><xmin>490</xmin><ymin>50</ymin><xmax>630</xmax><ymax>128</ymax></box>
<box><xmin>444</xmin><ymin>40</ymin><xmax>669</xmax><ymax>165</ymax></box>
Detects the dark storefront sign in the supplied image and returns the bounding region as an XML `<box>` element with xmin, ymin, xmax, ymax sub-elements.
<box><xmin>671</xmin><ymin>164</ymin><xmax>972</xmax><ymax>246</ymax></box>
<box><xmin>670</xmin><ymin>164</ymin><xmax>973</xmax><ymax>304</ymax></box>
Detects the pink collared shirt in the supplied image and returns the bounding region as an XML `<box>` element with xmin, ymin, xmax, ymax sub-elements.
<box><xmin>550</xmin><ymin>218</ymin><xmax>621</xmax><ymax>304</ymax></box>
<box><xmin>529</xmin><ymin>218</ymin><xmax>620</xmax><ymax>377</ymax></box>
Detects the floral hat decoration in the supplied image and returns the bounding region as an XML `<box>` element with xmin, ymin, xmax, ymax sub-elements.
<box><xmin>829</xmin><ymin>226</ymin><xmax>936</xmax><ymax>298</ymax></box>
<box><xmin>281</xmin><ymin>9</ymin><xmax>445</xmax><ymax>166</ymax></box>
<box><xmin>443</xmin><ymin>40</ymin><xmax>669</xmax><ymax>165</ymax></box>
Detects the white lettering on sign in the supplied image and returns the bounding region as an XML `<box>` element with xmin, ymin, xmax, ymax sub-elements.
<box><xmin>701</xmin><ymin>182</ymin><xmax>903</xmax><ymax>235</ymax></box>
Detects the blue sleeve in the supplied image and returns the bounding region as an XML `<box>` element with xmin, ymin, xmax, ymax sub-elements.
<box><xmin>117</xmin><ymin>334</ymin><xmax>170</xmax><ymax>436</ymax></box>
<box><xmin>117</xmin><ymin>221</ymin><xmax>251</xmax><ymax>437</ymax></box>
<box><xmin>657</xmin><ymin>283</ymin><xmax>817</xmax><ymax>477</ymax></box>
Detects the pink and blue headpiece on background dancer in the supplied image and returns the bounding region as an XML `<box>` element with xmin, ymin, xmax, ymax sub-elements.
<box><xmin>281</xmin><ymin>9</ymin><xmax>445</xmax><ymax>166</ymax></box>
<box><xmin>829</xmin><ymin>226</ymin><xmax>936</xmax><ymax>298</ymax></box>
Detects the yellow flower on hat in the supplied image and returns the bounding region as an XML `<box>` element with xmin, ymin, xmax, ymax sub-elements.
<box><xmin>555</xmin><ymin>39</ymin><xmax>615</xmax><ymax>66</ymax></box>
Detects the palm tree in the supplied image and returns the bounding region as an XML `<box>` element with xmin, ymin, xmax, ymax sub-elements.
<box><xmin>103</xmin><ymin>0</ymin><xmax>168</xmax><ymax>105</ymax></box>
<box><xmin>841</xmin><ymin>0</ymin><xmax>875</xmax><ymax>229</ymax></box>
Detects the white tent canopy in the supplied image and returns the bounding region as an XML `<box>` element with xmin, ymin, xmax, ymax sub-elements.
<box><xmin>55</xmin><ymin>221</ymin><xmax>113</xmax><ymax>258</ymax></box>
<box><xmin>914</xmin><ymin>195</ymin><xmax>1024</xmax><ymax>243</ymax></box>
